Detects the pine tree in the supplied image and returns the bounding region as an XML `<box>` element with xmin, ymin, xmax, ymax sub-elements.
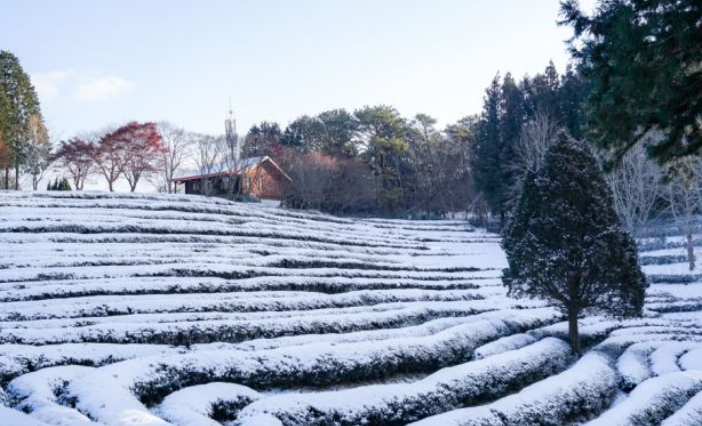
<box><xmin>0</xmin><ymin>89</ymin><xmax>12</xmax><ymax>189</ymax></box>
<box><xmin>471</xmin><ymin>75</ymin><xmax>504</xmax><ymax>220</ymax></box>
<box><xmin>355</xmin><ymin>105</ymin><xmax>410</xmax><ymax>214</ymax></box>
<box><xmin>502</xmin><ymin>133</ymin><xmax>647</xmax><ymax>354</ymax></box>
<box><xmin>561</xmin><ymin>0</ymin><xmax>702</xmax><ymax>164</ymax></box>
<box><xmin>557</xmin><ymin>64</ymin><xmax>589</xmax><ymax>140</ymax></box>
<box><xmin>0</xmin><ymin>51</ymin><xmax>42</xmax><ymax>189</ymax></box>
<box><xmin>499</xmin><ymin>73</ymin><xmax>526</xmax><ymax>209</ymax></box>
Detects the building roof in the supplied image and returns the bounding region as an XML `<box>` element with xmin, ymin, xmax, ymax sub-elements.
<box><xmin>170</xmin><ymin>156</ymin><xmax>291</xmax><ymax>183</ymax></box>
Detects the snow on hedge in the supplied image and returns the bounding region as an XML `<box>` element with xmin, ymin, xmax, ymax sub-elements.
<box><xmin>0</xmin><ymin>299</ymin><xmax>552</xmax><ymax>345</ymax></box>
<box><xmin>0</xmin><ymin>288</ymin><xmax>490</xmax><ymax>321</ymax></box>
<box><xmin>234</xmin><ymin>337</ymin><xmax>572</xmax><ymax>426</ymax></box>
<box><xmin>0</xmin><ymin>405</ymin><xmax>53</xmax><ymax>426</ymax></box>
<box><xmin>617</xmin><ymin>342</ymin><xmax>663</xmax><ymax>389</ymax></box>
<box><xmin>473</xmin><ymin>333</ymin><xmax>536</xmax><ymax>359</ymax></box>
<box><xmin>6</xmin><ymin>365</ymin><xmax>102</xmax><ymax>425</ymax></box>
<box><xmin>0</xmin><ymin>343</ymin><xmax>184</xmax><ymax>384</ymax></box>
<box><xmin>3</xmin><ymin>192</ymin><xmax>702</xmax><ymax>424</ymax></box>
<box><xmin>409</xmin><ymin>351</ymin><xmax>617</xmax><ymax>426</ymax></box>
<box><xmin>586</xmin><ymin>372</ymin><xmax>702</xmax><ymax>426</ymax></box>
<box><xmin>156</xmin><ymin>383</ymin><xmax>260</xmax><ymax>426</ymax></box>
<box><xmin>662</xmin><ymin>391</ymin><xmax>702</xmax><ymax>426</ymax></box>
<box><xmin>63</xmin><ymin>308</ymin><xmax>559</xmax><ymax>420</ymax></box>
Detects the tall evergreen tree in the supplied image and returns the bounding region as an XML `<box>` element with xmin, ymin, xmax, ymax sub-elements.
<box><xmin>499</xmin><ymin>73</ymin><xmax>526</xmax><ymax>208</ymax></box>
<box><xmin>471</xmin><ymin>75</ymin><xmax>504</xmax><ymax>220</ymax></box>
<box><xmin>317</xmin><ymin>109</ymin><xmax>358</xmax><ymax>158</ymax></box>
<box><xmin>525</xmin><ymin>61</ymin><xmax>561</xmax><ymax>120</ymax></box>
<box><xmin>0</xmin><ymin>88</ymin><xmax>12</xmax><ymax>189</ymax></box>
<box><xmin>557</xmin><ymin>64</ymin><xmax>590</xmax><ymax>140</ymax></box>
<box><xmin>280</xmin><ymin>115</ymin><xmax>326</xmax><ymax>152</ymax></box>
<box><xmin>561</xmin><ymin>0</ymin><xmax>702</xmax><ymax>164</ymax></box>
<box><xmin>502</xmin><ymin>133</ymin><xmax>647</xmax><ymax>353</ymax></box>
<box><xmin>355</xmin><ymin>105</ymin><xmax>410</xmax><ymax>214</ymax></box>
<box><xmin>0</xmin><ymin>51</ymin><xmax>42</xmax><ymax>189</ymax></box>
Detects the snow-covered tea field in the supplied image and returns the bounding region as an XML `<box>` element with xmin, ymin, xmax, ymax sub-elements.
<box><xmin>2</xmin><ymin>192</ymin><xmax>702</xmax><ymax>426</ymax></box>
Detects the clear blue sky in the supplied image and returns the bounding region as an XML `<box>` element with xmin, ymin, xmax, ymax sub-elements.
<box><xmin>1</xmin><ymin>0</ymin><xmax>592</xmax><ymax>139</ymax></box>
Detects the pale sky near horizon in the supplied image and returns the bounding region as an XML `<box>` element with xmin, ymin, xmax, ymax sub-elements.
<box><xmin>1</xmin><ymin>0</ymin><xmax>596</xmax><ymax>141</ymax></box>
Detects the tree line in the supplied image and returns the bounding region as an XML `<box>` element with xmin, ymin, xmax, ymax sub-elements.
<box><xmin>239</xmin><ymin>107</ymin><xmax>476</xmax><ymax>217</ymax></box>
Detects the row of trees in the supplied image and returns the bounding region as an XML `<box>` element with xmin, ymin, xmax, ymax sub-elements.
<box><xmin>238</xmin><ymin>107</ymin><xmax>476</xmax><ymax>216</ymax></box>
<box><xmin>52</xmin><ymin>122</ymin><xmax>248</xmax><ymax>196</ymax></box>
<box><xmin>470</xmin><ymin>62</ymin><xmax>589</xmax><ymax>222</ymax></box>
<box><xmin>53</xmin><ymin>122</ymin><xmax>164</xmax><ymax>192</ymax></box>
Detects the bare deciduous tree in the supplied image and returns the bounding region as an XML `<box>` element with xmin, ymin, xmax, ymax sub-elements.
<box><xmin>606</xmin><ymin>145</ymin><xmax>664</xmax><ymax>236</ymax></box>
<box><xmin>194</xmin><ymin>134</ymin><xmax>224</xmax><ymax>196</ymax></box>
<box><xmin>219</xmin><ymin>130</ymin><xmax>243</xmax><ymax>199</ymax></box>
<box><xmin>158</xmin><ymin>122</ymin><xmax>195</xmax><ymax>194</ymax></box>
<box><xmin>21</xmin><ymin>114</ymin><xmax>52</xmax><ymax>190</ymax></box>
<box><xmin>665</xmin><ymin>158</ymin><xmax>702</xmax><ymax>271</ymax></box>
<box><xmin>514</xmin><ymin>110</ymin><xmax>558</xmax><ymax>175</ymax></box>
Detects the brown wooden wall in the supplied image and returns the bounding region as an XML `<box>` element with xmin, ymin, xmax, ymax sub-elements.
<box><xmin>243</xmin><ymin>161</ymin><xmax>286</xmax><ymax>200</ymax></box>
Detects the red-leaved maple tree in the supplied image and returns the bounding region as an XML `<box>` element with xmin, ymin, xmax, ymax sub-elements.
<box><xmin>52</xmin><ymin>138</ymin><xmax>95</xmax><ymax>190</ymax></box>
<box><xmin>93</xmin><ymin>122</ymin><xmax>164</xmax><ymax>192</ymax></box>
<box><xmin>121</xmin><ymin>122</ymin><xmax>164</xmax><ymax>192</ymax></box>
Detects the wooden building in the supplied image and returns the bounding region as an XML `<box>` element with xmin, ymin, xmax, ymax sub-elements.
<box><xmin>171</xmin><ymin>156</ymin><xmax>291</xmax><ymax>201</ymax></box>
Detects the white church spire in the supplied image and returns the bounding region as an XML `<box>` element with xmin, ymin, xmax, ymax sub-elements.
<box><xmin>225</xmin><ymin>98</ymin><xmax>240</xmax><ymax>161</ymax></box>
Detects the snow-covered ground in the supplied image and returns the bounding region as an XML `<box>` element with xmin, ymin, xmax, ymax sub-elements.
<box><xmin>2</xmin><ymin>191</ymin><xmax>702</xmax><ymax>426</ymax></box>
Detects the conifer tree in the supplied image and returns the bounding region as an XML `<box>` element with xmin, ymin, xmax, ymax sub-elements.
<box><xmin>502</xmin><ymin>133</ymin><xmax>647</xmax><ymax>354</ymax></box>
<box><xmin>0</xmin><ymin>51</ymin><xmax>42</xmax><ymax>189</ymax></box>
<box><xmin>499</xmin><ymin>73</ymin><xmax>526</xmax><ymax>208</ymax></box>
<box><xmin>561</xmin><ymin>0</ymin><xmax>702</xmax><ymax>164</ymax></box>
<box><xmin>471</xmin><ymin>75</ymin><xmax>504</xmax><ymax>220</ymax></box>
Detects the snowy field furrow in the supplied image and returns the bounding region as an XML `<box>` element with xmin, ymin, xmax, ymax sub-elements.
<box><xmin>2</xmin><ymin>192</ymin><xmax>702</xmax><ymax>425</ymax></box>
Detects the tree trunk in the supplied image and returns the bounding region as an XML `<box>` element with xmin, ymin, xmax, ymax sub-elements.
<box><xmin>3</xmin><ymin>167</ymin><xmax>8</xmax><ymax>190</ymax></box>
<box><xmin>567</xmin><ymin>309</ymin><xmax>581</xmax><ymax>355</ymax></box>
<box><xmin>688</xmin><ymin>232</ymin><xmax>695</xmax><ymax>271</ymax></box>
<box><xmin>14</xmin><ymin>163</ymin><xmax>19</xmax><ymax>190</ymax></box>
<box><xmin>108</xmin><ymin>181</ymin><xmax>114</xmax><ymax>192</ymax></box>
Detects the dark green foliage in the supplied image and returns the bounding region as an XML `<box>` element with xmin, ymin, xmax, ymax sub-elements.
<box><xmin>356</xmin><ymin>105</ymin><xmax>410</xmax><ymax>213</ymax></box>
<box><xmin>471</xmin><ymin>75</ymin><xmax>506</xmax><ymax>219</ymax></box>
<box><xmin>558</xmin><ymin>65</ymin><xmax>590</xmax><ymax>140</ymax></box>
<box><xmin>0</xmin><ymin>50</ymin><xmax>42</xmax><ymax>189</ymax></box>
<box><xmin>280</xmin><ymin>109</ymin><xmax>358</xmax><ymax>158</ymax></box>
<box><xmin>502</xmin><ymin>133</ymin><xmax>647</xmax><ymax>353</ymax></box>
<box><xmin>561</xmin><ymin>0</ymin><xmax>702</xmax><ymax>164</ymax></box>
<box><xmin>470</xmin><ymin>64</ymin><xmax>590</xmax><ymax>222</ymax></box>
<box><xmin>317</xmin><ymin>109</ymin><xmax>359</xmax><ymax>157</ymax></box>
<box><xmin>48</xmin><ymin>178</ymin><xmax>72</xmax><ymax>191</ymax></box>
<box><xmin>242</xmin><ymin>121</ymin><xmax>282</xmax><ymax>158</ymax></box>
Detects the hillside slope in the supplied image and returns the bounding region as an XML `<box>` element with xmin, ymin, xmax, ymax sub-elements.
<box><xmin>1</xmin><ymin>192</ymin><xmax>702</xmax><ymax>426</ymax></box>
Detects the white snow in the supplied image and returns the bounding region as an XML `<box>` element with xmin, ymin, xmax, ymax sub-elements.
<box><xmin>2</xmin><ymin>191</ymin><xmax>702</xmax><ymax>425</ymax></box>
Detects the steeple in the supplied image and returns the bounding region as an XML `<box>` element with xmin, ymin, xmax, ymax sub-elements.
<box><xmin>225</xmin><ymin>98</ymin><xmax>240</xmax><ymax>161</ymax></box>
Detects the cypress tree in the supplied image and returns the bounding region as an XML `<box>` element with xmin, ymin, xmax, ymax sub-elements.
<box><xmin>502</xmin><ymin>133</ymin><xmax>647</xmax><ymax>354</ymax></box>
